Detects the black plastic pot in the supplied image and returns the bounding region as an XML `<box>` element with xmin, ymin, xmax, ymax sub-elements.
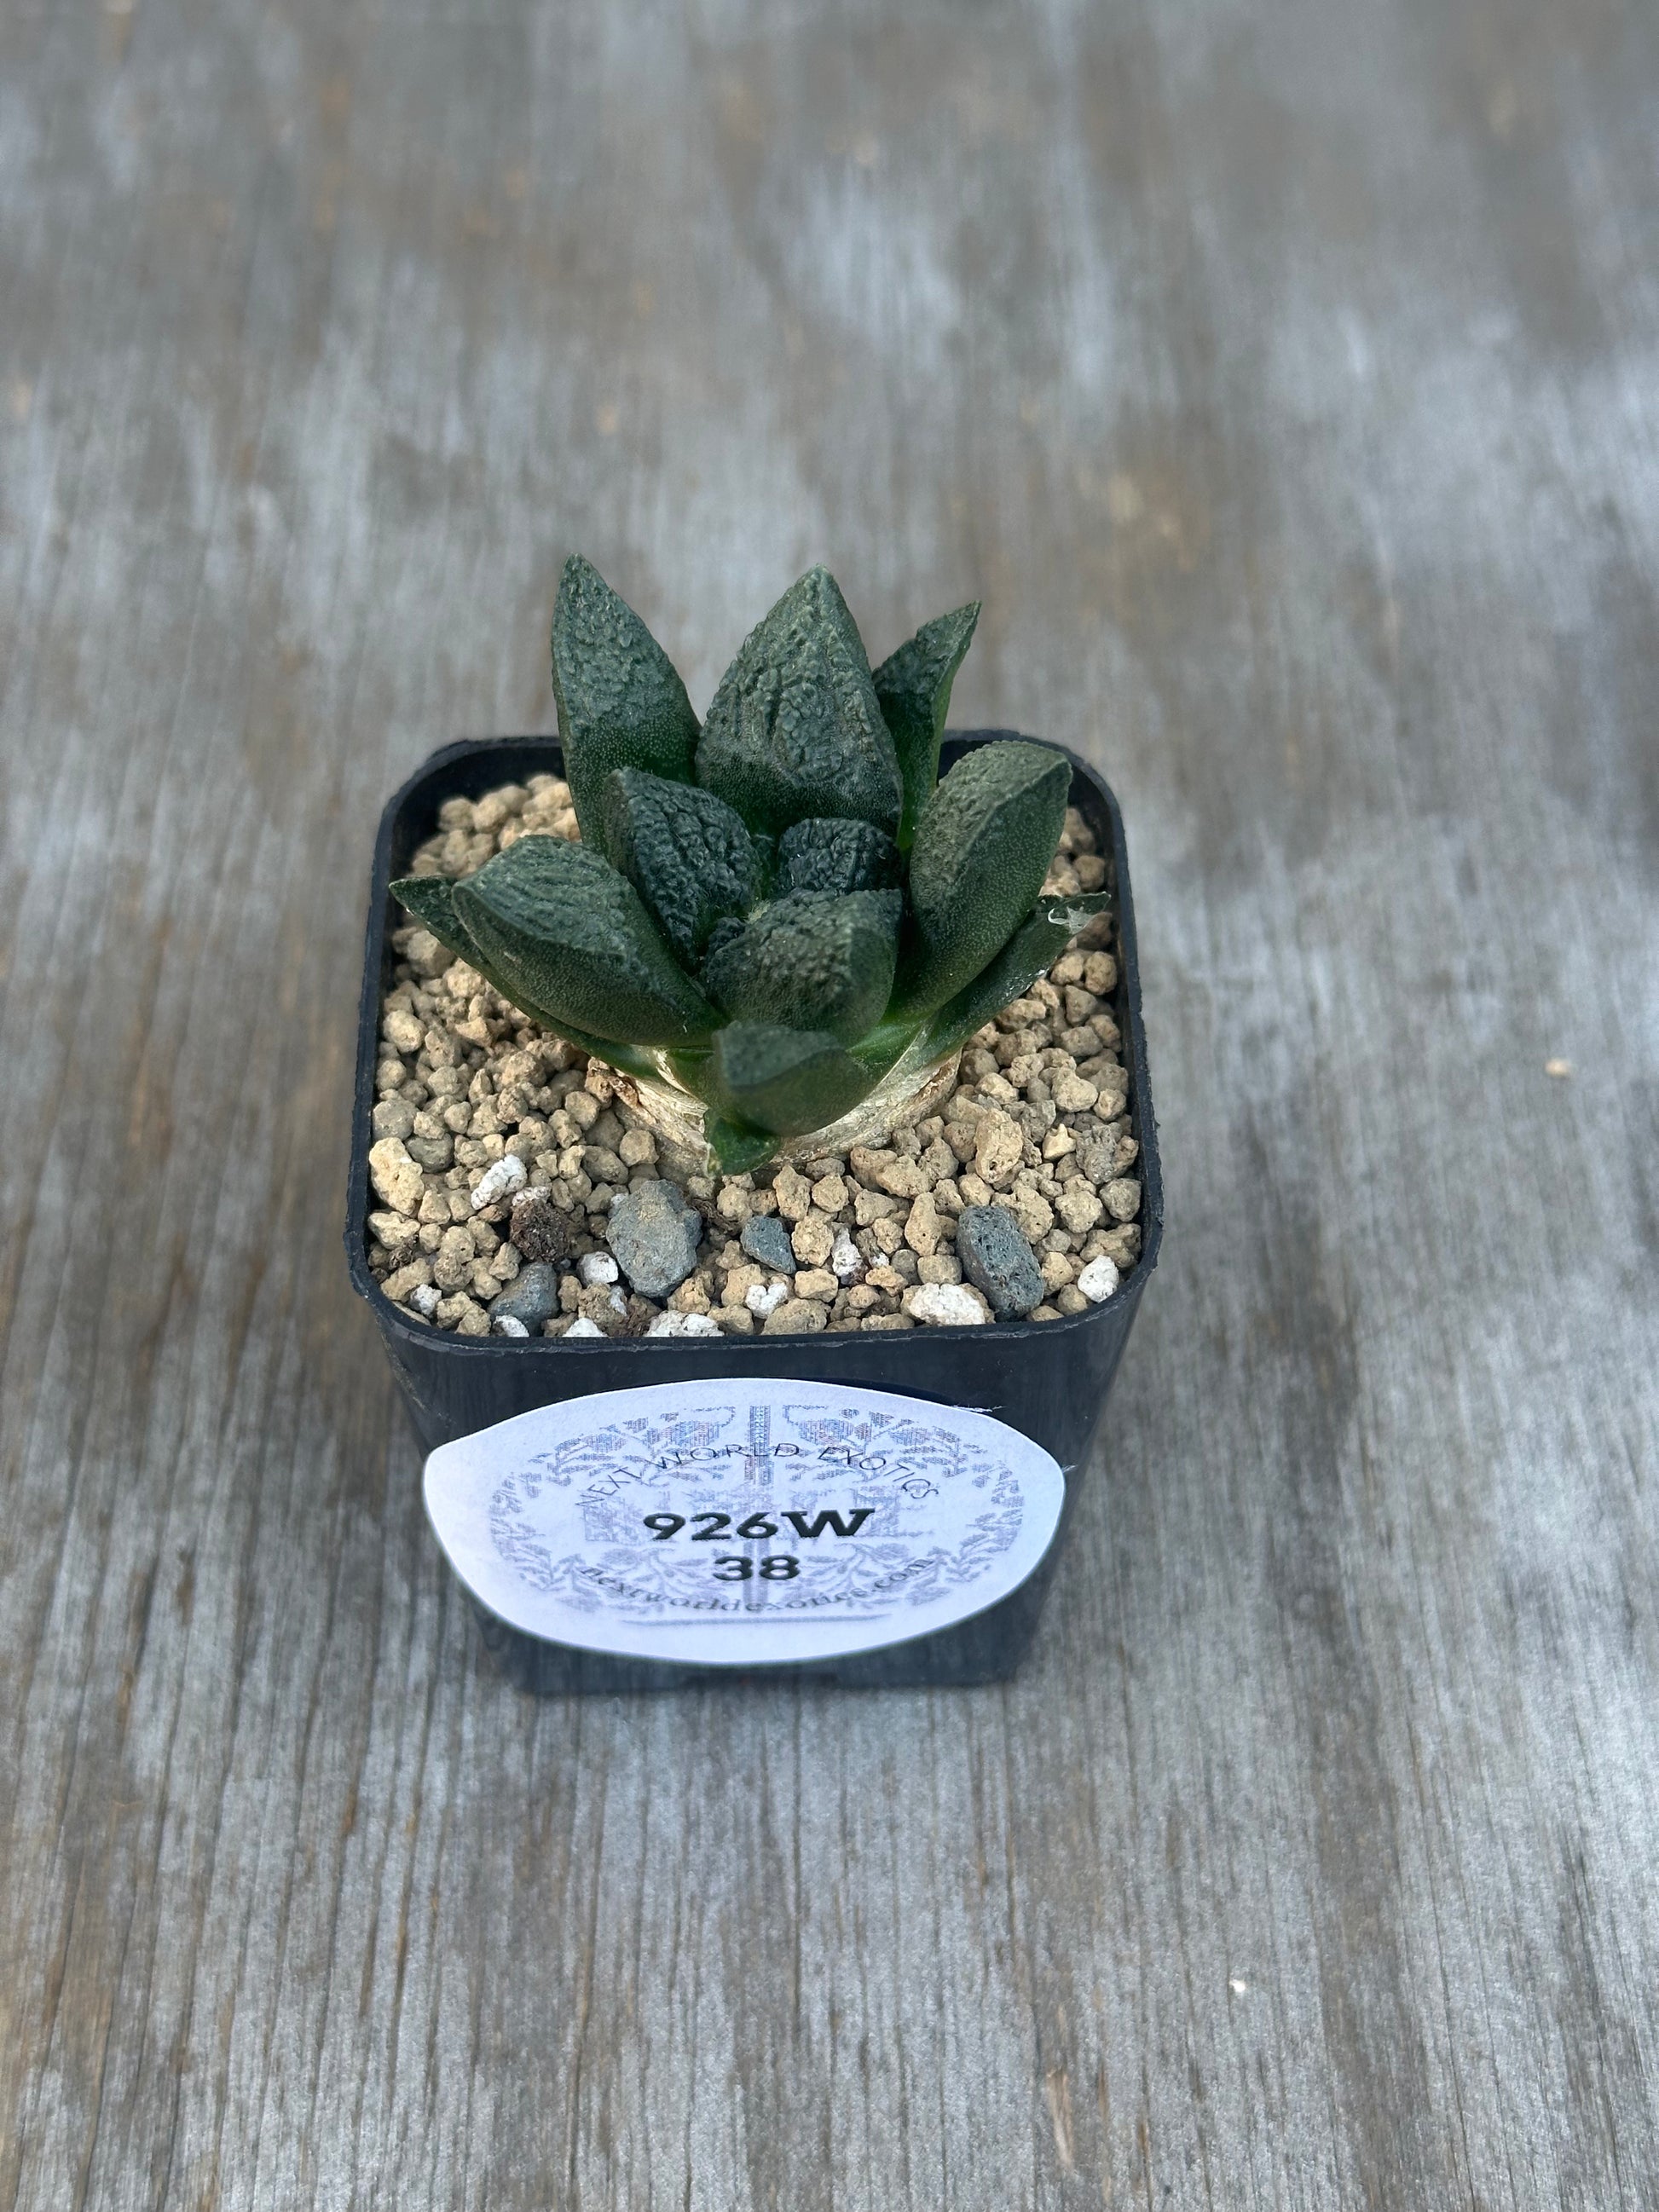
<box><xmin>346</xmin><ymin>732</ymin><xmax>1162</xmax><ymax>1690</ymax></box>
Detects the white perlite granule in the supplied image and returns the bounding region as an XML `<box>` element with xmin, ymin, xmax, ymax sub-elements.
<box><xmin>366</xmin><ymin>772</ymin><xmax>1143</xmax><ymax>1337</ymax></box>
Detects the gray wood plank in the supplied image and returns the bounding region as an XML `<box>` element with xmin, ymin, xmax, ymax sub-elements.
<box><xmin>3</xmin><ymin>0</ymin><xmax>1656</xmax><ymax>2204</ymax></box>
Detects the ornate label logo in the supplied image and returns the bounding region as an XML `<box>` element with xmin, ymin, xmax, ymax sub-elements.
<box><xmin>423</xmin><ymin>1378</ymin><xmax>1066</xmax><ymax>1666</ymax></box>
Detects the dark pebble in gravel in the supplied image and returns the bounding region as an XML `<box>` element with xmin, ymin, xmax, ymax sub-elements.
<box><xmin>739</xmin><ymin>1215</ymin><xmax>797</xmax><ymax>1274</ymax></box>
<box><xmin>510</xmin><ymin>1188</ymin><xmax>572</xmax><ymax>1266</ymax></box>
<box><xmin>488</xmin><ymin>1261</ymin><xmax>561</xmax><ymax>1332</ymax></box>
<box><xmin>955</xmin><ymin>1205</ymin><xmax>1046</xmax><ymax>1318</ymax></box>
<box><xmin>605</xmin><ymin>1178</ymin><xmax>704</xmax><ymax>1298</ymax></box>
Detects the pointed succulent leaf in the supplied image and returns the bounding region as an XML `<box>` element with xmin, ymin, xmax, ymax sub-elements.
<box><xmin>599</xmin><ymin>767</ymin><xmax>760</xmax><ymax>967</ymax></box>
<box><xmin>390</xmin><ymin>868</ymin><xmax>668</xmax><ymax>1081</ymax></box>
<box><xmin>551</xmin><ymin>556</ymin><xmax>700</xmax><ymax>849</ymax></box>
<box><xmin>912</xmin><ymin>892</ymin><xmax>1112</xmax><ymax>1066</ymax></box>
<box><xmin>775</xmin><ymin>816</ymin><xmax>902</xmax><ymax>896</ymax></box>
<box><xmin>872</xmin><ymin>601</ymin><xmax>980</xmax><ymax>846</ymax></box>
<box><xmin>895</xmin><ymin>740</ymin><xmax>1072</xmax><ymax>1015</ymax></box>
<box><xmin>705</xmin><ymin>1022</ymin><xmax>875</xmax><ymax>1138</ymax></box>
<box><xmin>695</xmin><ymin>568</ymin><xmax>903</xmax><ymax>837</ymax></box>
<box><xmin>390</xmin><ymin>872</ymin><xmax>469</xmax><ymax>953</ymax></box>
<box><xmin>845</xmin><ymin>1014</ymin><xmax>923</xmax><ymax>1084</ymax></box>
<box><xmin>451</xmin><ymin>835</ymin><xmax>716</xmax><ymax>1047</ymax></box>
<box><xmin>702</xmin><ymin>1112</ymin><xmax>786</xmax><ymax>1176</ymax></box>
<box><xmin>702</xmin><ymin>889</ymin><xmax>901</xmax><ymax>1044</ymax></box>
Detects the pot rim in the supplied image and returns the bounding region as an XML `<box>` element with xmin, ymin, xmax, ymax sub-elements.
<box><xmin>344</xmin><ymin>730</ymin><xmax>1163</xmax><ymax>1354</ymax></box>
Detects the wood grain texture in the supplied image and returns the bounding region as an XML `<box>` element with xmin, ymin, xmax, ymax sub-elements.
<box><xmin>3</xmin><ymin>0</ymin><xmax>1657</xmax><ymax>2203</ymax></box>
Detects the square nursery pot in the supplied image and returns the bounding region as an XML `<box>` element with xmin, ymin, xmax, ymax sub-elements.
<box><xmin>346</xmin><ymin>731</ymin><xmax>1163</xmax><ymax>1693</ymax></box>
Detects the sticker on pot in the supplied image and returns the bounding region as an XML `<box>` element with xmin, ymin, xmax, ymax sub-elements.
<box><xmin>422</xmin><ymin>1377</ymin><xmax>1066</xmax><ymax>1666</ymax></box>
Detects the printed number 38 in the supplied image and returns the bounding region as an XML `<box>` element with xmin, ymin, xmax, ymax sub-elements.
<box><xmin>712</xmin><ymin>1556</ymin><xmax>800</xmax><ymax>1581</ymax></box>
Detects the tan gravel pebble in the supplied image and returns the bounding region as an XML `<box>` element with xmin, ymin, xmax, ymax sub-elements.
<box><xmin>1100</xmin><ymin>1225</ymin><xmax>1141</xmax><ymax>1270</ymax></box>
<box><xmin>997</xmin><ymin>1183</ymin><xmax>1053</xmax><ymax>1241</ymax></box>
<box><xmin>1103</xmin><ymin>1177</ymin><xmax>1142</xmax><ymax>1222</ymax></box>
<box><xmin>1051</xmin><ymin>1071</ymin><xmax>1098</xmax><ymax>1112</ymax></box>
<box><xmin>904</xmin><ymin>1191</ymin><xmax>943</xmax><ymax>1256</ymax></box>
<box><xmin>772</xmin><ymin>1164</ymin><xmax>812</xmax><ymax>1221</ymax></box>
<box><xmin>765</xmin><ymin>1297</ymin><xmax>828</xmax><ymax>1335</ymax></box>
<box><xmin>916</xmin><ymin>1254</ymin><xmax>962</xmax><ymax>1285</ymax></box>
<box><xmin>972</xmin><ymin>1112</ymin><xmax>1024</xmax><ymax>1188</ymax></box>
<box><xmin>368</xmin><ymin>1137</ymin><xmax>425</xmax><ymax>1216</ymax></box>
<box><xmin>368</xmin><ymin>1210</ymin><xmax>419</xmax><ymax>1256</ymax></box>
<box><xmin>790</xmin><ymin>1212</ymin><xmax>835</xmax><ymax>1268</ymax></box>
<box><xmin>1055</xmin><ymin>1183</ymin><xmax>1104</xmax><ymax>1235</ymax></box>
<box><xmin>370</xmin><ymin>777</ymin><xmax>1142</xmax><ymax>1338</ymax></box>
<box><xmin>382</xmin><ymin>1259</ymin><xmax>432</xmax><ymax>1302</ymax></box>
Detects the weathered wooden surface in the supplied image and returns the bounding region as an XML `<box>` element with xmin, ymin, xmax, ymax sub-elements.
<box><xmin>3</xmin><ymin>0</ymin><xmax>1656</xmax><ymax>2203</ymax></box>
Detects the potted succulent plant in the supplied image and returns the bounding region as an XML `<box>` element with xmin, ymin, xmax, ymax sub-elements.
<box><xmin>347</xmin><ymin>561</ymin><xmax>1161</xmax><ymax>1690</ymax></box>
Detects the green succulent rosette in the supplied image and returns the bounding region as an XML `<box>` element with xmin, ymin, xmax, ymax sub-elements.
<box><xmin>393</xmin><ymin>557</ymin><xmax>1107</xmax><ymax>1170</ymax></box>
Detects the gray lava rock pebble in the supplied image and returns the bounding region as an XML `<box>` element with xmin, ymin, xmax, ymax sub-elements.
<box><xmin>605</xmin><ymin>1178</ymin><xmax>704</xmax><ymax>1298</ymax></box>
<box><xmin>956</xmin><ymin>1205</ymin><xmax>1048</xmax><ymax>1318</ymax></box>
<box><xmin>488</xmin><ymin>1262</ymin><xmax>561</xmax><ymax>1333</ymax></box>
<box><xmin>739</xmin><ymin>1215</ymin><xmax>797</xmax><ymax>1274</ymax></box>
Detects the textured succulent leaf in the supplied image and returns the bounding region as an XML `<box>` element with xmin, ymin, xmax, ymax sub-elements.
<box><xmin>896</xmin><ymin>741</ymin><xmax>1072</xmax><ymax>1015</ymax></box>
<box><xmin>389</xmin><ymin>869</ymin><xmax>666</xmax><ymax>1081</ymax></box>
<box><xmin>705</xmin><ymin>1022</ymin><xmax>875</xmax><ymax>1138</ymax></box>
<box><xmin>390</xmin><ymin>872</ymin><xmax>469</xmax><ymax>954</ymax></box>
<box><xmin>699</xmin><ymin>913</ymin><xmax>748</xmax><ymax>974</ymax></box>
<box><xmin>775</xmin><ymin>816</ymin><xmax>902</xmax><ymax>896</ymax></box>
<box><xmin>702</xmin><ymin>889</ymin><xmax>901</xmax><ymax>1044</ymax></box>
<box><xmin>695</xmin><ymin>568</ymin><xmax>903</xmax><ymax>837</ymax></box>
<box><xmin>599</xmin><ymin>767</ymin><xmax>760</xmax><ymax>967</ymax></box>
<box><xmin>844</xmin><ymin>1014</ymin><xmax>923</xmax><ymax>1083</ymax></box>
<box><xmin>551</xmin><ymin>556</ymin><xmax>700</xmax><ymax>851</ymax></box>
<box><xmin>911</xmin><ymin>892</ymin><xmax>1112</xmax><ymax>1067</ymax></box>
<box><xmin>404</xmin><ymin>565</ymin><xmax>1101</xmax><ymax>1171</ymax></box>
<box><xmin>451</xmin><ymin>835</ymin><xmax>716</xmax><ymax>1046</ymax></box>
<box><xmin>872</xmin><ymin>601</ymin><xmax>980</xmax><ymax>846</ymax></box>
<box><xmin>701</xmin><ymin>1113</ymin><xmax>786</xmax><ymax>1176</ymax></box>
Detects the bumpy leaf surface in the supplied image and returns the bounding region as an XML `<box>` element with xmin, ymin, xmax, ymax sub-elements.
<box><xmin>599</xmin><ymin>768</ymin><xmax>760</xmax><ymax>966</ymax></box>
<box><xmin>699</xmin><ymin>914</ymin><xmax>747</xmax><ymax>973</ymax></box>
<box><xmin>695</xmin><ymin>568</ymin><xmax>903</xmax><ymax>837</ymax></box>
<box><xmin>702</xmin><ymin>889</ymin><xmax>901</xmax><ymax>1044</ymax></box>
<box><xmin>390</xmin><ymin>872</ymin><xmax>467</xmax><ymax>953</ymax></box>
<box><xmin>451</xmin><ymin>835</ymin><xmax>715</xmax><ymax>1046</ymax></box>
<box><xmin>872</xmin><ymin>601</ymin><xmax>980</xmax><ymax>846</ymax></box>
<box><xmin>775</xmin><ymin>816</ymin><xmax>902</xmax><ymax>896</ymax></box>
<box><xmin>390</xmin><ymin>870</ymin><xmax>667</xmax><ymax>1079</ymax></box>
<box><xmin>706</xmin><ymin>1022</ymin><xmax>873</xmax><ymax>1137</ymax></box>
<box><xmin>551</xmin><ymin>557</ymin><xmax>699</xmax><ymax>849</ymax></box>
<box><xmin>898</xmin><ymin>740</ymin><xmax>1072</xmax><ymax>1014</ymax></box>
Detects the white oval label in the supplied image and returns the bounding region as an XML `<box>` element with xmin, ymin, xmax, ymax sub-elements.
<box><xmin>422</xmin><ymin>1378</ymin><xmax>1066</xmax><ymax>1666</ymax></box>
